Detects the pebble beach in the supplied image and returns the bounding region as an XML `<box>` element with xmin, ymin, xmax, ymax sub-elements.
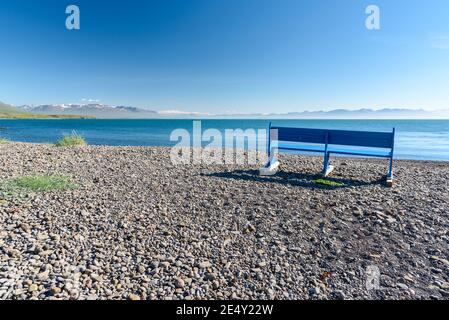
<box><xmin>1</xmin><ymin>142</ymin><xmax>448</xmax><ymax>300</ymax></box>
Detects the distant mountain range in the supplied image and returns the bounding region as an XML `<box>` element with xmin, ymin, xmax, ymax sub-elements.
<box><xmin>18</xmin><ymin>103</ymin><xmax>158</xmax><ymax>119</ymax></box>
<box><xmin>250</xmin><ymin>108</ymin><xmax>449</xmax><ymax>119</ymax></box>
<box><xmin>12</xmin><ymin>102</ymin><xmax>449</xmax><ymax>119</ymax></box>
<box><xmin>0</xmin><ymin>101</ymin><xmax>90</xmax><ymax>119</ymax></box>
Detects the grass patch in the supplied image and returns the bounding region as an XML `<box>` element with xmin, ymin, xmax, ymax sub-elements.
<box><xmin>0</xmin><ymin>138</ymin><xmax>9</xmax><ymax>144</ymax></box>
<box><xmin>8</xmin><ymin>174</ymin><xmax>73</xmax><ymax>192</ymax></box>
<box><xmin>55</xmin><ymin>131</ymin><xmax>87</xmax><ymax>147</ymax></box>
<box><xmin>314</xmin><ymin>178</ymin><xmax>346</xmax><ymax>188</ymax></box>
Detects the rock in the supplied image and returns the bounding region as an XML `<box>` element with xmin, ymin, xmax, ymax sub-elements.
<box><xmin>438</xmin><ymin>282</ymin><xmax>449</xmax><ymax>290</ymax></box>
<box><xmin>50</xmin><ymin>234</ymin><xmax>61</xmax><ymax>241</ymax></box>
<box><xmin>37</xmin><ymin>270</ymin><xmax>50</xmax><ymax>281</ymax></box>
<box><xmin>352</xmin><ymin>209</ymin><xmax>363</xmax><ymax>217</ymax></box>
<box><xmin>403</xmin><ymin>274</ymin><xmax>416</xmax><ymax>283</ymax></box>
<box><xmin>64</xmin><ymin>282</ymin><xmax>73</xmax><ymax>291</ymax></box>
<box><xmin>90</xmin><ymin>274</ymin><xmax>103</xmax><ymax>282</ymax></box>
<box><xmin>175</xmin><ymin>260</ymin><xmax>183</xmax><ymax>267</ymax></box>
<box><xmin>204</xmin><ymin>272</ymin><xmax>217</xmax><ymax>281</ymax></box>
<box><xmin>212</xmin><ymin>280</ymin><xmax>220</xmax><ymax>290</ymax></box>
<box><xmin>386</xmin><ymin>217</ymin><xmax>397</xmax><ymax>224</ymax></box>
<box><xmin>175</xmin><ymin>288</ymin><xmax>183</xmax><ymax>294</ymax></box>
<box><xmin>129</xmin><ymin>293</ymin><xmax>141</xmax><ymax>300</ymax></box>
<box><xmin>39</xmin><ymin>250</ymin><xmax>53</xmax><ymax>257</ymax></box>
<box><xmin>175</xmin><ymin>278</ymin><xmax>185</xmax><ymax>288</ymax></box>
<box><xmin>309</xmin><ymin>287</ymin><xmax>320</xmax><ymax>296</ymax></box>
<box><xmin>14</xmin><ymin>289</ymin><xmax>25</xmax><ymax>296</ymax></box>
<box><xmin>430</xmin><ymin>256</ymin><xmax>449</xmax><ymax>267</ymax></box>
<box><xmin>198</xmin><ymin>261</ymin><xmax>212</xmax><ymax>269</ymax></box>
<box><xmin>244</xmin><ymin>223</ymin><xmax>256</xmax><ymax>233</ymax></box>
<box><xmin>36</xmin><ymin>233</ymin><xmax>48</xmax><ymax>241</ymax></box>
<box><xmin>397</xmin><ymin>283</ymin><xmax>409</xmax><ymax>290</ymax></box>
<box><xmin>20</xmin><ymin>224</ymin><xmax>31</xmax><ymax>233</ymax></box>
<box><xmin>0</xmin><ymin>144</ymin><xmax>447</xmax><ymax>300</ymax></box>
<box><xmin>28</xmin><ymin>284</ymin><xmax>39</xmax><ymax>292</ymax></box>
<box><xmin>50</xmin><ymin>287</ymin><xmax>62</xmax><ymax>295</ymax></box>
<box><xmin>332</xmin><ymin>290</ymin><xmax>346</xmax><ymax>300</ymax></box>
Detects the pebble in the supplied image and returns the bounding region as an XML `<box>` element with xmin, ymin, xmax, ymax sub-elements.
<box><xmin>50</xmin><ymin>287</ymin><xmax>62</xmax><ymax>295</ymax></box>
<box><xmin>128</xmin><ymin>294</ymin><xmax>141</xmax><ymax>301</ymax></box>
<box><xmin>198</xmin><ymin>261</ymin><xmax>212</xmax><ymax>269</ymax></box>
<box><xmin>0</xmin><ymin>144</ymin><xmax>447</xmax><ymax>300</ymax></box>
<box><xmin>28</xmin><ymin>284</ymin><xmax>38</xmax><ymax>292</ymax></box>
<box><xmin>332</xmin><ymin>290</ymin><xmax>346</xmax><ymax>300</ymax></box>
<box><xmin>175</xmin><ymin>278</ymin><xmax>185</xmax><ymax>288</ymax></box>
<box><xmin>397</xmin><ymin>283</ymin><xmax>409</xmax><ymax>290</ymax></box>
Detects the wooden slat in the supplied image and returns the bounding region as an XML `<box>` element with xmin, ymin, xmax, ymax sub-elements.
<box><xmin>327</xmin><ymin>129</ymin><xmax>393</xmax><ymax>148</ymax></box>
<box><xmin>271</xmin><ymin>127</ymin><xmax>328</xmax><ymax>144</ymax></box>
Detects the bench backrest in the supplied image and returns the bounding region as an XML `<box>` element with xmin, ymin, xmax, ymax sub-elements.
<box><xmin>270</xmin><ymin>125</ymin><xmax>395</xmax><ymax>149</ymax></box>
<box><xmin>327</xmin><ymin>129</ymin><xmax>394</xmax><ymax>148</ymax></box>
<box><xmin>271</xmin><ymin>126</ymin><xmax>328</xmax><ymax>144</ymax></box>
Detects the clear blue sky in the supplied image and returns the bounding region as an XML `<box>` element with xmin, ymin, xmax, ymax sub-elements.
<box><xmin>1</xmin><ymin>0</ymin><xmax>449</xmax><ymax>113</ymax></box>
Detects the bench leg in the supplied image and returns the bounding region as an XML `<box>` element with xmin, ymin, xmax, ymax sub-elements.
<box><xmin>386</xmin><ymin>157</ymin><xmax>394</xmax><ymax>187</ymax></box>
<box><xmin>321</xmin><ymin>153</ymin><xmax>334</xmax><ymax>177</ymax></box>
<box><xmin>260</xmin><ymin>149</ymin><xmax>280</xmax><ymax>176</ymax></box>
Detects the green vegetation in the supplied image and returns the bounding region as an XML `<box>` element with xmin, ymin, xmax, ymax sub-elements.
<box><xmin>0</xmin><ymin>138</ymin><xmax>8</xmax><ymax>144</ymax></box>
<box><xmin>8</xmin><ymin>174</ymin><xmax>73</xmax><ymax>192</ymax></box>
<box><xmin>314</xmin><ymin>178</ymin><xmax>346</xmax><ymax>187</ymax></box>
<box><xmin>0</xmin><ymin>101</ymin><xmax>92</xmax><ymax>119</ymax></box>
<box><xmin>55</xmin><ymin>131</ymin><xmax>87</xmax><ymax>147</ymax></box>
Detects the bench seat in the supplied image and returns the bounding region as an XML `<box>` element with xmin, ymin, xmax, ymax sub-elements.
<box><xmin>278</xmin><ymin>143</ymin><xmax>325</xmax><ymax>153</ymax></box>
<box><xmin>327</xmin><ymin>147</ymin><xmax>392</xmax><ymax>158</ymax></box>
<box><xmin>278</xmin><ymin>143</ymin><xmax>392</xmax><ymax>158</ymax></box>
<box><xmin>264</xmin><ymin>124</ymin><xmax>396</xmax><ymax>186</ymax></box>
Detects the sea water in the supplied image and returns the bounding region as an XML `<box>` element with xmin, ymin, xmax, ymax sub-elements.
<box><xmin>1</xmin><ymin>119</ymin><xmax>448</xmax><ymax>161</ymax></box>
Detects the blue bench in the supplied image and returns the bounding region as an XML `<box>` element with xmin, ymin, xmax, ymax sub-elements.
<box><xmin>264</xmin><ymin>123</ymin><xmax>395</xmax><ymax>186</ymax></box>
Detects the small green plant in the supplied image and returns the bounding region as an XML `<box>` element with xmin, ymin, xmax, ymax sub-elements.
<box><xmin>55</xmin><ymin>131</ymin><xmax>86</xmax><ymax>147</ymax></box>
<box><xmin>314</xmin><ymin>178</ymin><xmax>346</xmax><ymax>187</ymax></box>
<box><xmin>8</xmin><ymin>174</ymin><xmax>73</xmax><ymax>192</ymax></box>
<box><xmin>0</xmin><ymin>138</ymin><xmax>9</xmax><ymax>144</ymax></box>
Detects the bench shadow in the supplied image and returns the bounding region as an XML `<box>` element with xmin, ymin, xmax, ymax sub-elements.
<box><xmin>204</xmin><ymin>169</ymin><xmax>384</xmax><ymax>189</ymax></box>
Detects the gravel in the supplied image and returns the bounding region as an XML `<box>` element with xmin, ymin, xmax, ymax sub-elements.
<box><xmin>0</xmin><ymin>142</ymin><xmax>448</xmax><ymax>300</ymax></box>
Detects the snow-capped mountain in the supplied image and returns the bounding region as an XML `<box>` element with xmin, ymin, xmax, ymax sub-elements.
<box><xmin>15</xmin><ymin>103</ymin><xmax>449</xmax><ymax>119</ymax></box>
<box><xmin>18</xmin><ymin>103</ymin><xmax>158</xmax><ymax>119</ymax></box>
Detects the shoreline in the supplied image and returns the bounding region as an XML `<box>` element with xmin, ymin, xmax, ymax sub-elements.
<box><xmin>1</xmin><ymin>143</ymin><xmax>449</xmax><ymax>300</ymax></box>
<box><xmin>2</xmin><ymin>117</ymin><xmax>449</xmax><ymax>120</ymax></box>
<box><xmin>1</xmin><ymin>141</ymin><xmax>449</xmax><ymax>164</ymax></box>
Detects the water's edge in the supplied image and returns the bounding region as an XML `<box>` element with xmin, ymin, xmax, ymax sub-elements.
<box><xmin>1</xmin><ymin>119</ymin><xmax>448</xmax><ymax>161</ymax></box>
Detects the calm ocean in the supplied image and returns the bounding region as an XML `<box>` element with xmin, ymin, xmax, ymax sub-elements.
<box><xmin>1</xmin><ymin>119</ymin><xmax>448</xmax><ymax>161</ymax></box>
